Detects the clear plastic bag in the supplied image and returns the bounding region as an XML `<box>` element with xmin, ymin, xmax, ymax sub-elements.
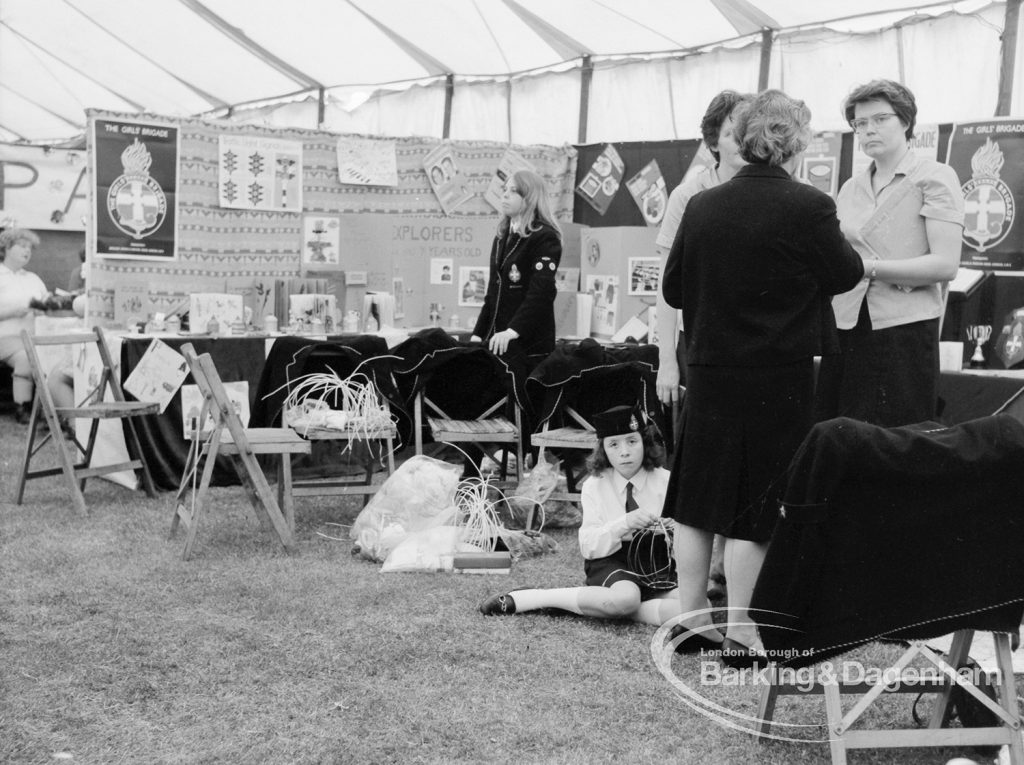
<box><xmin>350</xmin><ymin>455</ymin><xmax>462</xmax><ymax>562</ymax></box>
<box><xmin>504</xmin><ymin>453</ymin><xmax>560</xmax><ymax>529</ymax></box>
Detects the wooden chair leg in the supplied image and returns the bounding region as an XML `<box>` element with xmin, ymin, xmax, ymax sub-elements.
<box><xmin>49</xmin><ymin>402</ymin><xmax>88</xmax><ymax>516</ymax></box>
<box><xmin>15</xmin><ymin>399</ymin><xmax>40</xmax><ymax>505</ymax></box>
<box><xmin>233</xmin><ymin>447</ymin><xmax>295</xmax><ymax>551</ymax></box>
<box><xmin>233</xmin><ymin>456</ymin><xmax>271</xmax><ymax>529</ymax></box>
<box><xmin>182</xmin><ymin>442</ymin><xmax>220</xmax><ymax>561</ymax></box>
<box><xmin>123</xmin><ymin>416</ymin><xmax>158</xmax><ymax>498</ymax></box>
<box><xmin>929</xmin><ymin>629</ymin><xmax>973</xmax><ymax>728</ymax></box>
<box><xmin>994</xmin><ymin>633</ymin><xmax>1024</xmax><ymax>765</ymax></box>
<box><xmin>279</xmin><ymin>455</ymin><xmax>295</xmax><ymax>534</ymax></box>
<box><xmin>822</xmin><ymin>681</ymin><xmax>848</xmax><ymax>765</ymax></box>
<box><xmin>756</xmin><ymin>665</ymin><xmax>780</xmax><ymax>736</ymax></box>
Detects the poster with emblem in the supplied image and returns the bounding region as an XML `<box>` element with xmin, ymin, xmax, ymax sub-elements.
<box><xmin>575</xmin><ymin>144</ymin><xmax>623</xmax><ymax>216</ymax></box>
<box><xmin>218</xmin><ymin>134</ymin><xmax>303</xmax><ymax>212</ymax></box>
<box><xmin>93</xmin><ymin>118</ymin><xmax>178</xmax><ymax>260</ymax></box>
<box><xmin>946</xmin><ymin>118</ymin><xmax>1024</xmax><ymax>270</ymax></box>
<box><xmin>624</xmin><ymin>160</ymin><xmax>667</xmax><ymax>226</ymax></box>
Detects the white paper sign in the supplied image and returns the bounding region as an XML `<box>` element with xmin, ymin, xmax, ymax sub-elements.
<box><xmin>218</xmin><ymin>134</ymin><xmax>303</xmax><ymax>211</ymax></box>
<box><xmin>190</xmin><ymin>293</ymin><xmax>244</xmax><ymax>334</ymax></box>
<box><xmin>336</xmin><ymin>137</ymin><xmax>398</xmax><ymax>186</ymax></box>
<box><xmin>123</xmin><ymin>338</ymin><xmax>189</xmax><ymax>413</ymax></box>
<box><xmin>181</xmin><ymin>381</ymin><xmax>250</xmax><ymax>438</ymax></box>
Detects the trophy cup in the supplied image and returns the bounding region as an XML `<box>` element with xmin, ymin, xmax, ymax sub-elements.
<box><xmin>966</xmin><ymin>324</ymin><xmax>992</xmax><ymax>368</ymax></box>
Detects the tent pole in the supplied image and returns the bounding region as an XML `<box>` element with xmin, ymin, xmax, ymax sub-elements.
<box><xmin>578</xmin><ymin>55</ymin><xmax>593</xmax><ymax>144</ymax></box>
<box><xmin>317</xmin><ymin>87</ymin><xmax>325</xmax><ymax>128</ymax></box>
<box><xmin>996</xmin><ymin>0</ymin><xmax>1021</xmax><ymax>115</ymax></box>
<box><xmin>757</xmin><ymin>29</ymin><xmax>773</xmax><ymax>91</ymax></box>
<box><xmin>443</xmin><ymin>74</ymin><xmax>454</xmax><ymax>139</ymax></box>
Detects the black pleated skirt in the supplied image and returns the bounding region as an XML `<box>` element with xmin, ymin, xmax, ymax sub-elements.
<box><xmin>815</xmin><ymin>298</ymin><xmax>939</xmax><ymax>428</ymax></box>
<box><xmin>662</xmin><ymin>359</ymin><xmax>815</xmax><ymax>543</ymax></box>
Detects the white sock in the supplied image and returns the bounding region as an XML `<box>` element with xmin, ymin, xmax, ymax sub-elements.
<box><xmin>633</xmin><ymin>597</ymin><xmax>681</xmax><ymax>626</ymax></box>
<box><xmin>511</xmin><ymin>587</ymin><xmax>583</xmax><ymax>614</ymax></box>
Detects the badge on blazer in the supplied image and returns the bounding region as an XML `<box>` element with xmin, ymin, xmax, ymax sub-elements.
<box><xmin>509</xmin><ymin>264</ymin><xmax>521</xmax><ymax>283</ymax></box>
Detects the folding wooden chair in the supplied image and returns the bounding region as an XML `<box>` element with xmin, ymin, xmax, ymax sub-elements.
<box><xmin>170</xmin><ymin>344</ymin><xmax>310</xmax><ymax>560</ymax></box>
<box><xmin>414</xmin><ymin>388</ymin><xmax>523</xmax><ymax>483</ymax></box>
<box><xmin>254</xmin><ymin>336</ymin><xmax>402</xmax><ymax>504</ymax></box>
<box><xmin>530</xmin><ymin>404</ymin><xmax>597</xmax><ymax>501</ymax></box>
<box><xmin>756</xmin><ymin>630</ymin><xmax>1023</xmax><ymax>764</ymax></box>
<box><xmin>290</xmin><ymin>390</ymin><xmax>400</xmax><ymax>503</ymax></box>
<box><xmin>751</xmin><ymin>413</ymin><xmax>1024</xmax><ymax>764</ymax></box>
<box><xmin>16</xmin><ymin>326</ymin><xmax>159</xmax><ymax>515</ymax></box>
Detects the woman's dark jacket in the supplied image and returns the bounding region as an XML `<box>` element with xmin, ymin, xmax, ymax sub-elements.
<box><xmin>473</xmin><ymin>221</ymin><xmax>561</xmax><ymax>356</ymax></box>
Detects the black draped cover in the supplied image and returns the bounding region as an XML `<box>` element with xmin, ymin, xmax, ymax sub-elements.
<box><xmin>251</xmin><ymin>334</ymin><xmax>397</xmax><ymax>427</ymax></box>
<box><xmin>525</xmin><ymin>338</ymin><xmax>664</xmax><ymax>439</ymax></box>
<box><xmin>752</xmin><ymin>414</ymin><xmax>1024</xmax><ymax>668</ymax></box>
<box><xmin>388</xmin><ymin>327</ymin><xmax>538</xmax><ymax>444</ymax></box>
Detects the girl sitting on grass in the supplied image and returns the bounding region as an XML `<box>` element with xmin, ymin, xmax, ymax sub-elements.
<box><xmin>479</xmin><ymin>405</ymin><xmax>683</xmax><ymax>626</ymax></box>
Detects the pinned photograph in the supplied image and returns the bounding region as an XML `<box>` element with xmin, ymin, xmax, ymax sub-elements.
<box><xmin>431</xmin><ymin>258</ymin><xmax>454</xmax><ymax>285</ymax></box>
<box><xmin>459</xmin><ymin>266</ymin><xmax>488</xmax><ymax>307</ymax></box>
<box><xmin>628</xmin><ymin>257</ymin><xmax>661</xmax><ymax>296</ymax></box>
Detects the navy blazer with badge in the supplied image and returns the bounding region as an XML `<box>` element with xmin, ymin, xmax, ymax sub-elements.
<box><xmin>663</xmin><ymin>164</ymin><xmax>864</xmax><ymax>367</ymax></box>
<box><xmin>473</xmin><ymin>221</ymin><xmax>561</xmax><ymax>356</ymax></box>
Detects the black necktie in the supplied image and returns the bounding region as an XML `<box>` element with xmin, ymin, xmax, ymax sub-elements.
<box><xmin>625</xmin><ymin>481</ymin><xmax>638</xmax><ymax>512</ymax></box>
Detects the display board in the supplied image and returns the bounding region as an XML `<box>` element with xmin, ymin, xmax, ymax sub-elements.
<box><xmin>84</xmin><ymin>109</ymin><xmax>577</xmax><ymax>328</ymax></box>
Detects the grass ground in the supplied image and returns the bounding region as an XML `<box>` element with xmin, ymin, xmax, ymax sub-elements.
<box><xmin>0</xmin><ymin>418</ymin><xmax>997</xmax><ymax>764</ymax></box>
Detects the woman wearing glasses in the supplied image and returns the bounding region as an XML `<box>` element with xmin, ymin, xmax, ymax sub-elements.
<box><xmin>815</xmin><ymin>79</ymin><xmax>965</xmax><ymax>427</ymax></box>
<box><xmin>471</xmin><ymin>169</ymin><xmax>561</xmax><ymax>358</ymax></box>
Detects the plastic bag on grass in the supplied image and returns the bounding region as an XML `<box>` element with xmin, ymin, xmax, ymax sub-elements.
<box><xmin>503</xmin><ymin>454</ymin><xmax>560</xmax><ymax>528</ymax></box>
<box><xmin>350</xmin><ymin>455</ymin><xmax>462</xmax><ymax>562</ymax></box>
<box><xmin>498</xmin><ymin>529</ymin><xmax>559</xmax><ymax>559</ymax></box>
<box><xmin>380</xmin><ymin>526</ymin><xmax>483</xmax><ymax>572</ymax></box>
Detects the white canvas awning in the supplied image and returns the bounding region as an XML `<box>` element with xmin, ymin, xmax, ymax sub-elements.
<box><xmin>0</xmin><ymin>0</ymin><xmax>1019</xmax><ymax>145</ymax></box>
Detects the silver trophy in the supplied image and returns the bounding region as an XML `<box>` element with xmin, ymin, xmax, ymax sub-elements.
<box><xmin>966</xmin><ymin>324</ymin><xmax>992</xmax><ymax>368</ymax></box>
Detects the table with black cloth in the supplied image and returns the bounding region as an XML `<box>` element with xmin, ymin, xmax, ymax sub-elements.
<box><xmin>936</xmin><ymin>369</ymin><xmax>1024</xmax><ymax>424</ymax></box>
<box><xmin>751</xmin><ymin>414</ymin><xmax>1024</xmax><ymax>669</ymax></box>
<box><xmin>121</xmin><ymin>335</ymin><xmax>270</xmax><ymax>490</ymax></box>
<box><xmin>121</xmin><ymin>333</ymin><xmax>389</xmax><ymax>490</ymax></box>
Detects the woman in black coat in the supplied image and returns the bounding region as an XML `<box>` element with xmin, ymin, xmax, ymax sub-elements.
<box><xmin>661</xmin><ymin>90</ymin><xmax>864</xmax><ymax>664</ymax></box>
<box><xmin>471</xmin><ymin>169</ymin><xmax>562</xmax><ymax>358</ymax></box>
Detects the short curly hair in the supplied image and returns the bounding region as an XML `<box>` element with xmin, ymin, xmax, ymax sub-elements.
<box><xmin>586</xmin><ymin>424</ymin><xmax>665</xmax><ymax>476</ymax></box>
<box><xmin>734</xmin><ymin>89</ymin><xmax>812</xmax><ymax>167</ymax></box>
<box><xmin>843</xmin><ymin>79</ymin><xmax>916</xmax><ymax>141</ymax></box>
<box><xmin>700</xmin><ymin>90</ymin><xmax>755</xmax><ymax>165</ymax></box>
<box><xmin>0</xmin><ymin>228</ymin><xmax>40</xmax><ymax>259</ymax></box>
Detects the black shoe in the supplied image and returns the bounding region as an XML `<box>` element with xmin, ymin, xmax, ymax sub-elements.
<box><xmin>479</xmin><ymin>592</ymin><xmax>517</xmax><ymax>615</ymax></box>
<box><xmin>14</xmin><ymin>403</ymin><xmax>31</xmax><ymax>425</ymax></box>
<box><xmin>719</xmin><ymin>637</ymin><xmax>769</xmax><ymax>670</ymax></box>
<box><xmin>668</xmin><ymin>623</ymin><xmax>724</xmax><ymax>654</ymax></box>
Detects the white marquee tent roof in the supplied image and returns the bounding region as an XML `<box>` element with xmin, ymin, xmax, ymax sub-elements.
<box><xmin>0</xmin><ymin>0</ymin><xmax>1020</xmax><ymax>145</ymax></box>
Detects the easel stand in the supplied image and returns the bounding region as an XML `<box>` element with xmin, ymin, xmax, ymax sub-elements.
<box><xmin>757</xmin><ymin>630</ymin><xmax>1023</xmax><ymax>764</ymax></box>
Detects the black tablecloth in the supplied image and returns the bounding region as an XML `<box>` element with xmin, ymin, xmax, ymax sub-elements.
<box><xmin>936</xmin><ymin>371</ymin><xmax>1024</xmax><ymax>425</ymax></box>
<box><xmin>122</xmin><ymin>335</ymin><xmax>268</xmax><ymax>490</ymax></box>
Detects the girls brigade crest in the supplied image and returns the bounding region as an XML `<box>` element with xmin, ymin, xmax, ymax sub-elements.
<box><xmin>946</xmin><ymin>119</ymin><xmax>1024</xmax><ymax>270</ymax></box>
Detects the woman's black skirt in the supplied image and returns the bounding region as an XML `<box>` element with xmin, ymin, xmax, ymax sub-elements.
<box><xmin>662</xmin><ymin>359</ymin><xmax>815</xmax><ymax>543</ymax></box>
